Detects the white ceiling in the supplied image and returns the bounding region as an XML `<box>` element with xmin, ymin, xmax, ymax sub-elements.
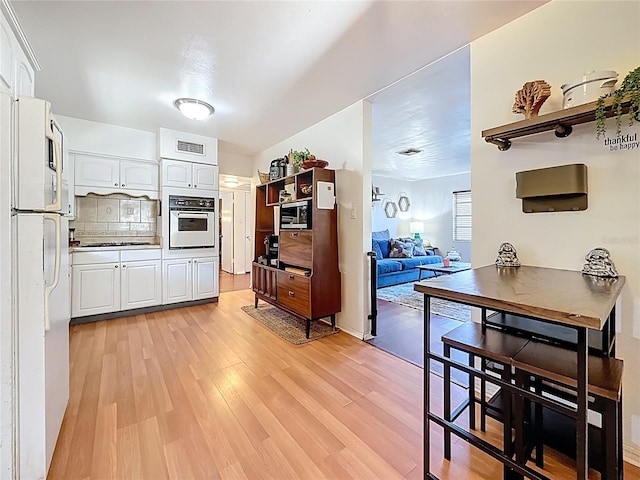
<box><xmin>13</xmin><ymin>0</ymin><xmax>546</xmax><ymax>176</ymax></box>
<box><xmin>368</xmin><ymin>46</ymin><xmax>470</xmax><ymax>180</ymax></box>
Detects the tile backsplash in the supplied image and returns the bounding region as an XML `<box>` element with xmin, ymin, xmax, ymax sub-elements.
<box><xmin>70</xmin><ymin>194</ymin><xmax>158</xmax><ymax>242</ymax></box>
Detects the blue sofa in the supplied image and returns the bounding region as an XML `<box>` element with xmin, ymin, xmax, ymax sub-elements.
<box><xmin>372</xmin><ymin>231</ymin><xmax>443</xmax><ymax>288</ymax></box>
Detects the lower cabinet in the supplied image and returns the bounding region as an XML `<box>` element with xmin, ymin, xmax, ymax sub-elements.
<box><xmin>71</xmin><ymin>262</ymin><xmax>121</xmax><ymax>317</ymax></box>
<box><xmin>71</xmin><ymin>250</ymin><xmax>162</xmax><ymax>318</ymax></box>
<box><xmin>120</xmin><ymin>260</ymin><xmax>162</xmax><ymax>310</ymax></box>
<box><xmin>162</xmin><ymin>256</ymin><xmax>219</xmax><ymax>304</ymax></box>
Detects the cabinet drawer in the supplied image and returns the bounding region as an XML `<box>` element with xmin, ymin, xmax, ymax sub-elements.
<box><xmin>279</xmin><ymin>231</ymin><xmax>312</xmax><ymax>268</ymax></box>
<box><xmin>277</xmin><ymin>271</ymin><xmax>310</xmax><ymax>317</ymax></box>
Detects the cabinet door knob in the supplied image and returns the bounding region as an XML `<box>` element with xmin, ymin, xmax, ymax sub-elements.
<box><xmin>288</xmin><ymin>291</ymin><xmax>294</xmax><ymax>297</ymax></box>
<box><xmin>194</xmin><ymin>260</ymin><xmax>197</xmax><ymax>263</ymax></box>
<box><xmin>194</xmin><ymin>185</ymin><xmax>197</xmax><ymax>188</ymax></box>
<box><xmin>122</xmin><ymin>264</ymin><xmax>127</xmax><ymax>268</ymax></box>
<box><xmin>121</xmin><ymin>184</ymin><xmax>125</xmax><ymax>187</ymax></box>
<box><xmin>292</xmin><ymin>232</ymin><xmax>298</xmax><ymax>237</ymax></box>
<box><xmin>289</xmin><ymin>274</ymin><xmax>294</xmax><ymax>279</ymax></box>
<box><xmin>114</xmin><ymin>182</ymin><xmax>118</xmax><ymax>186</ymax></box>
<box><xmin>188</xmin><ymin>184</ymin><xmax>191</xmax><ymax>187</ymax></box>
<box><xmin>114</xmin><ymin>265</ymin><xmax>118</xmax><ymax>269</ymax></box>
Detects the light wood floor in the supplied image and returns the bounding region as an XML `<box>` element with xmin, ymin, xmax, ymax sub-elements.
<box><xmin>49</xmin><ymin>289</ymin><xmax>640</xmax><ymax>479</ymax></box>
<box><xmin>219</xmin><ymin>269</ymin><xmax>251</xmax><ymax>293</ymax></box>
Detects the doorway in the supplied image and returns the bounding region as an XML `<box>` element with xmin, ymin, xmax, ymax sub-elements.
<box><xmin>363</xmin><ymin>46</ymin><xmax>471</xmax><ymax>373</ymax></box>
<box><xmin>219</xmin><ymin>175</ymin><xmax>253</xmax><ymax>276</ymax></box>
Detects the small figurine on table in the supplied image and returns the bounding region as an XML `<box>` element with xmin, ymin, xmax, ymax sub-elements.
<box><xmin>496</xmin><ymin>242</ymin><xmax>521</xmax><ymax>267</ymax></box>
<box><xmin>582</xmin><ymin>247</ymin><xmax>618</xmax><ymax>278</ymax></box>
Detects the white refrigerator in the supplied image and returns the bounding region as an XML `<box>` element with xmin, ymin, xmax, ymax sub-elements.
<box><xmin>13</xmin><ymin>97</ymin><xmax>69</xmax><ymax>479</ymax></box>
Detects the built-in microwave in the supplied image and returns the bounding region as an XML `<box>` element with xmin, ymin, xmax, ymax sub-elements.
<box><xmin>280</xmin><ymin>200</ymin><xmax>311</xmax><ymax>230</ymax></box>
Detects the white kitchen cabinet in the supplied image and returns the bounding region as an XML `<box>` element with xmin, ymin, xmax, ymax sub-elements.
<box><xmin>120</xmin><ymin>160</ymin><xmax>159</xmax><ymax>191</ymax></box>
<box><xmin>71</xmin><ymin>249</ymin><xmax>162</xmax><ymax>317</ymax></box>
<box><xmin>71</xmin><ymin>262</ymin><xmax>121</xmax><ymax>317</ymax></box>
<box><xmin>74</xmin><ymin>154</ymin><xmax>159</xmax><ymax>198</ymax></box>
<box><xmin>162</xmin><ymin>256</ymin><xmax>218</xmax><ymax>304</ymax></box>
<box><xmin>163</xmin><ymin>258</ymin><xmax>192</xmax><ymax>304</ymax></box>
<box><xmin>120</xmin><ymin>259</ymin><xmax>161</xmax><ymax>310</ymax></box>
<box><xmin>75</xmin><ymin>155</ymin><xmax>120</xmax><ymax>188</ymax></box>
<box><xmin>161</xmin><ymin>159</ymin><xmax>218</xmax><ymax>190</ymax></box>
<box><xmin>193</xmin><ymin>257</ymin><xmax>218</xmax><ymax>300</ymax></box>
<box><xmin>0</xmin><ymin>11</ymin><xmax>35</xmax><ymax>98</ymax></box>
<box><xmin>192</xmin><ymin>164</ymin><xmax>218</xmax><ymax>190</ymax></box>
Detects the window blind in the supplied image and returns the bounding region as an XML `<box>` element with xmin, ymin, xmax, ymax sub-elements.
<box><xmin>453</xmin><ymin>190</ymin><xmax>472</xmax><ymax>241</ymax></box>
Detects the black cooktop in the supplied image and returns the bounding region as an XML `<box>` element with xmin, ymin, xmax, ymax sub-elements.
<box><xmin>83</xmin><ymin>241</ymin><xmax>154</xmax><ymax>247</ymax></box>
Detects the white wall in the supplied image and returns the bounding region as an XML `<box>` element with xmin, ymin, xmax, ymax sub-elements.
<box><xmin>411</xmin><ymin>172</ymin><xmax>471</xmax><ymax>261</ymax></box>
<box><xmin>371</xmin><ymin>175</ymin><xmax>414</xmax><ymax>238</ymax></box>
<box><xmin>253</xmin><ymin>101</ymin><xmax>371</xmax><ymax>338</ymax></box>
<box><xmin>56</xmin><ymin>115</ymin><xmax>157</xmax><ymax>160</ymax></box>
<box><xmin>219</xmin><ymin>151</ymin><xmax>254</xmax><ymax>178</ymax></box>
<box><xmin>471</xmin><ymin>0</ymin><xmax>640</xmax><ymax>462</ymax></box>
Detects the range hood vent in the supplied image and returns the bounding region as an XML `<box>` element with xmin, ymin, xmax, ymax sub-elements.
<box><xmin>177</xmin><ymin>140</ymin><xmax>205</xmax><ymax>156</ymax></box>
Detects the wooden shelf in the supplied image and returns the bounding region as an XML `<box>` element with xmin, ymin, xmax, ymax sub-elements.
<box><xmin>482</xmin><ymin>96</ymin><xmax>635</xmax><ymax>151</ymax></box>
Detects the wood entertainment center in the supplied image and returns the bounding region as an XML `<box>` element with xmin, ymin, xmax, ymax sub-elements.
<box><xmin>252</xmin><ymin>167</ymin><xmax>341</xmax><ymax>338</ymax></box>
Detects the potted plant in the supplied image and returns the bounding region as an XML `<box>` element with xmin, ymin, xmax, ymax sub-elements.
<box><xmin>288</xmin><ymin>148</ymin><xmax>312</xmax><ymax>170</ymax></box>
<box><xmin>595</xmin><ymin>66</ymin><xmax>640</xmax><ymax>139</ymax></box>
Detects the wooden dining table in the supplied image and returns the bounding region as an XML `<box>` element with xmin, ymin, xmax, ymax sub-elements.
<box><xmin>414</xmin><ymin>264</ymin><xmax>625</xmax><ymax>480</ymax></box>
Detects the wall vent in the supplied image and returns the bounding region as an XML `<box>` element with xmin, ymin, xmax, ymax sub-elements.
<box><xmin>176</xmin><ymin>140</ymin><xmax>205</xmax><ymax>156</ymax></box>
<box><xmin>397</xmin><ymin>148</ymin><xmax>423</xmax><ymax>156</ymax></box>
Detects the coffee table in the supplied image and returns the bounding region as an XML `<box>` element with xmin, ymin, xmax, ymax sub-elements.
<box><xmin>417</xmin><ymin>262</ymin><xmax>471</xmax><ymax>280</ymax></box>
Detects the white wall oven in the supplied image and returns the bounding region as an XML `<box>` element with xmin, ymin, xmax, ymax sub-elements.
<box><xmin>168</xmin><ymin>195</ymin><xmax>216</xmax><ymax>249</ymax></box>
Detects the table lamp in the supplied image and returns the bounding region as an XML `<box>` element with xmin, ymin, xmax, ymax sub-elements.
<box><xmin>409</xmin><ymin>221</ymin><xmax>424</xmax><ymax>240</ymax></box>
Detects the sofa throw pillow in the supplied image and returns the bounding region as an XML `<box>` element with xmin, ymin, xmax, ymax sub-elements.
<box><xmin>372</xmin><ymin>229</ymin><xmax>391</xmax><ymax>240</ymax></box>
<box><xmin>371</xmin><ymin>239</ymin><xmax>383</xmax><ymax>260</ymax></box>
<box><xmin>389</xmin><ymin>238</ymin><xmax>414</xmax><ymax>258</ymax></box>
<box><xmin>398</xmin><ymin>236</ymin><xmax>428</xmax><ymax>256</ymax></box>
<box><xmin>376</xmin><ymin>239</ymin><xmax>391</xmax><ymax>258</ymax></box>
<box><xmin>413</xmin><ymin>239</ymin><xmax>428</xmax><ymax>257</ymax></box>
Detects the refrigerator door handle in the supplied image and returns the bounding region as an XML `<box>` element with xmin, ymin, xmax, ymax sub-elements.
<box><xmin>44</xmin><ymin>117</ymin><xmax>63</xmax><ymax>212</ymax></box>
<box><xmin>43</xmin><ymin>213</ymin><xmax>61</xmax><ymax>331</ymax></box>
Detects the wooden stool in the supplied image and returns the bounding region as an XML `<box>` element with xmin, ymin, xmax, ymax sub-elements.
<box><xmin>441</xmin><ymin>322</ymin><xmax>530</xmax><ymax>474</ymax></box>
<box><xmin>512</xmin><ymin>341</ymin><xmax>624</xmax><ymax>480</ymax></box>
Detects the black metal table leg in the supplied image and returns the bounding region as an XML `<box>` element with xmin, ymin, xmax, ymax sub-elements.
<box><xmin>444</xmin><ymin>343</ymin><xmax>452</xmax><ymax>460</ymax></box>
<box><xmin>254</xmin><ymin>295</ymin><xmax>258</xmax><ymax>308</ymax></box>
<box><xmin>306</xmin><ymin>319</ymin><xmax>310</xmax><ymax>339</ymax></box>
<box><xmin>576</xmin><ymin>327</ymin><xmax>589</xmax><ymax>480</ymax></box>
<box><xmin>469</xmin><ymin>352</ymin><xmax>476</xmax><ymax>431</ymax></box>
<box><xmin>330</xmin><ymin>314</ymin><xmax>336</xmax><ymax>329</ymax></box>
<box><xmin>424</xmin><ymin>294</ymin><xmax>431</xmax><ymax>477</ymax></box>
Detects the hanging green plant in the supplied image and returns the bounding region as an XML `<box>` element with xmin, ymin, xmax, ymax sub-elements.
<box><xmin>595</xmin><ymin>66</ymin><xmax>640</xmax><ymax>139</ymax></box>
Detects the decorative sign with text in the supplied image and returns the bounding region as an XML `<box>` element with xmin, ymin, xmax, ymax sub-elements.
<box><xmin>602</xmin><ymin>132</ymin><xmax>639</xmax><ymax>152</ymax></box>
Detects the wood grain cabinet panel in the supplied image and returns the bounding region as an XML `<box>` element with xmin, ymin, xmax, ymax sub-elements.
<box><xmin>276</xmin><ymin>271</ymin><xmax>310</xmax><ymax>317</ymax></box>
<box><xmin>279</xmin><ymin>231</ymin><xmax>312</xmax><ymax>268</ymax></box>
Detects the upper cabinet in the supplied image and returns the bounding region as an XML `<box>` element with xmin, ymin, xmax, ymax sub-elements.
<box><xmin>0</xmin><ymin>4</ymin><xmax>36</xmax><ymax>98</ymax></box>
<box><xmin>161</xmin><ymin>159</ymin><xmax>218</xmax><ymax>190</ymax></box>
<box><xmin>158</xmin><ymin>128</ymin><xmax>218</xmax><ymax>165</ymax></box>
<box><xmin>75</xmin><ymin>154</ymin><xmax>159</xmax><ymax>199</ymax></box>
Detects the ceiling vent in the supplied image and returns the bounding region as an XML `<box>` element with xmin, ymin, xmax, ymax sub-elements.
<box><xmin>177</xmin><ymin>140</ymin><xmax>205</xmax><ymax>156</ymax></box>
<box><xmin>397</xmin><ymin>148</ymin><xmax>423</xmax><ymax>156</ymax></box>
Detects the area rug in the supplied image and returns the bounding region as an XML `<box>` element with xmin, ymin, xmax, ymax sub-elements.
<box><xmin>241</xmin><ymin>305</ymin><xmax>339</xmax><ymax>345</ymax></box>
<box><xmin>377</xmin><ymin>282</ymin><xmax>471</xmax><ymax>322</ymax></box>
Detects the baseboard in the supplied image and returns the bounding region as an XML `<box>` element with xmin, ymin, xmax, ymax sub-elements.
<box><xmin>338</xmin><ymin>324</ymin><xmax>363</xmax><ymax>339</ymax></box>
<box><xmin>625</xmin><ymin>442</ymin><xmax>640</xmax><ymax>468</ymax></box>
<box><xmin>70</xmin><ymin>297</ymin><xmax>218</xmax><ymax>325</ymax></box>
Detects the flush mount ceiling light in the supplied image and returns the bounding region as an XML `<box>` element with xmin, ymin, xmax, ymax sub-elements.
<box><xmin>223</xmin><ymin>176</ymin><xmax>239</xmax><ymax>188</ymax></box>
<box><xmin>397</xmin><ymin>148</ymin><xmax>423</xmax><ymax>156</ymax></box>
<box><xmin>174</xmin><ymin>98</ymin><xmax>215</xmax><ymax>120</ymax></box>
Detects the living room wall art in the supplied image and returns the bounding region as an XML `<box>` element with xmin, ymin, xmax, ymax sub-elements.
<box><xmin>398</xmin><ymin>193</ymin><xmax>410</xmax><ymax>212</ymax></box>
<box><xmin>384</xmin><ymin>200</ymin><xmax>398</xmax><ymax>218</ymax></box>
